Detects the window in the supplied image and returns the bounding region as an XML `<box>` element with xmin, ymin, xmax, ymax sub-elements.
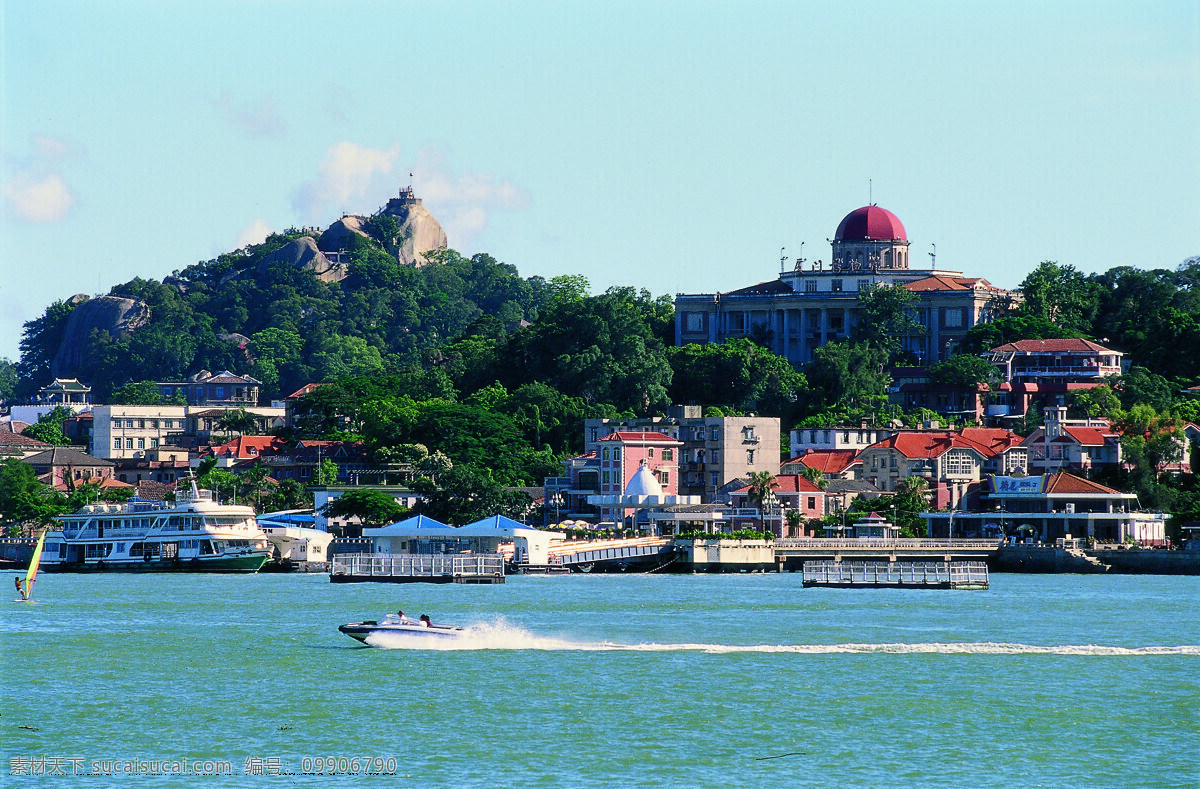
<box><xmin>685</xmin><ymin>312</ymin><xmax>704</xmax><ymax>332</ymax></box>
<box><xmin>807</xmin><ymin>497</ymin><xmax>817</xmax><ymax>510</ymax></box>
<box><xmin>647</xmin><ymin>448</ymin><xmax>655</xmax><ymax>458</ymax></box>
<box><xmin>831</xmin><ymin>279</ymin><xmax>843</xmax><ymax>292</ymax></box>
<box><xmin>150</xmin><ymin>438</ymin><xmax>159</xmax><ymax>448</ymax></box>
<box><xmin>944</xmin><ymin>451</ymin><xmax>974</xmax><ymax>476</ymax></box>
<box><xmin>602</xmin><ymin>448</ymin><xmax>609</xmax><ymax>460</ymax></box>
<box><xmin>711</xmin><ymin>472</ymin><xmax>719</xmax><ymax>487</ymax></box>
<box><xmin>857</xmin><ymin>279</ymin><xmax>869</xmax><ymax>291</ymax></box>
<box><xmin>662</xmin><ymin>449</ymin><xmax>673</xmax><ymax>461</ymax></box>
<box><xmin>943</xmin><ymin>308</ymin><xmax>964</xmax><ymax>328</ymax></box>
<box><xmin>603</xmin><ymin>471</ymin><xmax>611</xmax><ymax>485</ymax></box>
<box><xmin>125</xmin><ymin>438</ymin><xmax>134</xmax><ymax>449</ymax></box>
<box><xmin>747</xmin><ymin>449</ymin><xmax>755</xmax><ymax>464</ymax></box>
<box><xmin>613</xmin><ymin>448</ymin><xmax>621</xmax><ymax>459</ymax></box>
<box><xmin>126</xmin><ymin>419</ymin><xmax>136</xmax><ymax>429</ymax></box>
<box><xmin>216</xmin><ymin>386</ymin><xmax>225</xmax><ymax>398</ymax></box>
<box><xmin>805</xmin><ymin>280</ymin><xmax>817</xmax><ymax>293</ymax></box>
<box><xmin>114</xmin><ymin>438</ymin><xmax>121</xmax><ymax>450</ymax></box>
<box><xmin>137</xmin><ymin>438</ymin><xmax>145</xmax><ymax>449</ymax></box>
<box><xmin>150</xmin><ymin>420</ymin><xmax>158</xmax><ymax>429</ymax></box>
<box><xmin>138</xmin><ymin>420</ymin><xmax>145</xmax><ymax>429</ymax></box>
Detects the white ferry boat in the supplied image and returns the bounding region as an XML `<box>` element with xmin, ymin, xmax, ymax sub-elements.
<box><xmin>42</xmin><ymin>479</ymin><xmax>271</xmax><ymax>573</ymax></box>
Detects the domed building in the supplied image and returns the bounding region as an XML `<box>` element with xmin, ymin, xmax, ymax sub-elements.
<box><xmin>831</xmin><ymin>205</ymin><xmax>910</xmax><ymax>271</ymax></box>
<box><xmin>675</xmin><ymin>204</ymin><xmax>1015</xmax><ymax>368</ymax></box>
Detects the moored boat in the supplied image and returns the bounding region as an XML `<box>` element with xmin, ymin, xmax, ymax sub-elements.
<box><xmin>339</xmin><ymin>613</ymin><xmax>466</xmax><ymax>644</ymax></box>
<box><xmin>42</xmin><ymin>477</ymin><xmax>271</xmax><ymax>573</ymax></box>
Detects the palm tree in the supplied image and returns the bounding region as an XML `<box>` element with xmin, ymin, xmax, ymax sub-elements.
<box><xmin>745</xmin><ymin>470</ymin><xmax>779</xmax><ymax>531</ymax></box>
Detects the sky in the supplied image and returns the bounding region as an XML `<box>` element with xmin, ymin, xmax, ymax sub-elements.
<box><xmin>2</xmin><ymin>1</ymin><xmax>1198</xmax><ymax>363</ymax></box>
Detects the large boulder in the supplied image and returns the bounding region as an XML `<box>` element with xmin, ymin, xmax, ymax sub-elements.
<box><xmin>319</xmin><ymin>191</ymin><xmax>449</xmax><ymax>267</ymax></box>
<box><xmin>317</xmin><ymin>216</ymin><xmax>371</xmax><ymax>255</ymax></box>
<box><xmin>256</xmin><ymin>236</ymin><xmax>347</xmax><ymax>283</ymax></box>
<box><xmin>52</xmin><ymin>295</ymin><xmax>151</xmax><ymax>378</ymax></box>
<box><xmin>381</xmin><ymin>197</ymin><xmax>448</xmax><ymax>267</ymax></box>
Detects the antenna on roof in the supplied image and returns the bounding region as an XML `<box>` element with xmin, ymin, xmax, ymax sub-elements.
<box><xmin>780</xmin><ymin>246</ymin><xmax>787</xmax><ymax>273</ymax></box>
<box><xmin>869</xmin><ymin>178</ymin><xmax>873</xmax><ymax>205</ymax></box>
<box><xmin>929</xmin><ymin>243</ymin><xmax>936</xmax><ymax>268</ymax></box>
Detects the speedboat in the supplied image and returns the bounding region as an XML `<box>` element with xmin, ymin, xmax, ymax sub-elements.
<box><xmin>339</xmin><ymin>614</ymin><xmax>466</xmax><ymax>645</ymax></box>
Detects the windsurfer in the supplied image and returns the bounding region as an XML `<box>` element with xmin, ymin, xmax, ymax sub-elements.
<box><xmin>14</xmin><ymin>576</ymin><xmax>26</xmax><ymax>600</ymax></box>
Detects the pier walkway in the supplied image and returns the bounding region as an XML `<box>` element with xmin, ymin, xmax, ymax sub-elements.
<box><xmin>548</xmin><ymin>538</ymin><xmax>676</xmax><ymax>571</ymax></box>
<box><xmin>330</xmin><ymin>553</ymin><xmax>505</xmax><ymax>584</ymax></box>
<box><xmin>775</xmin><ymin>538</ymin><xmax>1000</xmax><ymax>570</ymax></box>
<box><xmin>802</xmin><ymin>560</ymin><xmax>989</xmax><ymax>589</ymax></box>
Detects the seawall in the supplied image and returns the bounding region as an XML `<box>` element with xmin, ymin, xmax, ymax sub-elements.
<box><xmin>992</xmin><ymin>545</ymin><xmax>1200</xmax><ymax>575</ymax></box>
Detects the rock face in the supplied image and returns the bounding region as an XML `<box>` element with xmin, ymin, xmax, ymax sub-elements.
<box><xmin>256</xmin><ymin>236</ymin><xmax>347</xmax><ymax>283</ymax></box>
<box><xmin>317</xmin><ymin>216</ymin><xmax>371</xmax><ymax>255</ymax></box>
<box><xmin>52</xmin><ymin>295</ymin><xmax>151</xmax><ymax>378</ymax></box>
<box><xmin>318</xmin><ymin>189</ymin><xmax>449</xmax><ymax>267</ymax></box>
<box><xmin>381</xmin><ymin>195</ymin><xmax>448</xmax><ymax>267</ymax></box>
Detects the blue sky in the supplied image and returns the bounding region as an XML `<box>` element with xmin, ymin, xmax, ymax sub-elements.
<box><xmin>2</xmin><ymin>1</ymin><xmax>1198</xmax><ymax>363</ymax></box>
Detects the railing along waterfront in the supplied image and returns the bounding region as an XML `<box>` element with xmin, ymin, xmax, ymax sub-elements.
<box><xmin>775</xmin><ymin>538</ymin><xmax>1002</xmax><ymax>550</ymax></box>
<box><xmin>802</xmin><ymin>560</ymin><xmax>989</xmax><ymax>589</ymax></box>
<box><xmin>330</xmin><ymin>553</ymin><xmax>505</xmax><ymax>581</ymax></box>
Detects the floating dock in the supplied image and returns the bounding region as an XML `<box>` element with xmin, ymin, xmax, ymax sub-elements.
<box><xmin>330</xmin><ymin>553</ymin><xmax>505</xmax><ymax>584</ymax></box>
<box><xmin>802</xmin><ymin>560</ymin><xmax>989</xmax><ymax>589</ymax></box>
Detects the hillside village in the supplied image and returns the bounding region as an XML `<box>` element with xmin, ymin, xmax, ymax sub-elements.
<box><xmin>2</xmin><ymin>196</ymin><xmax>1200</xmax><ymax>550</ymax></box>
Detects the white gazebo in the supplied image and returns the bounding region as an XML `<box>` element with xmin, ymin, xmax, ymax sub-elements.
<box><xmin>363</xmin><ymin>514</ymin><xmax>563</xmax><ymax>565</ymax></box>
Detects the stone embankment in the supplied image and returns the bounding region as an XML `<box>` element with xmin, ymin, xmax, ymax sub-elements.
<box><xmin>993</xmin><ymin>545</ymin><xmax>1200</xmax><ymax>575</ymax></box>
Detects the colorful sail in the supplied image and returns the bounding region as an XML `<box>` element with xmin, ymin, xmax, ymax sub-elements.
<box><xmin>19</xmin><ymin>530</ymin><xmax>47</xmax><ymax>601</ymax></box>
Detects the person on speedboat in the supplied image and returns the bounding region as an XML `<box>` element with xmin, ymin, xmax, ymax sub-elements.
<box><xmin>382</xmin><ymin>609</ymin><xmax>414</xmax><ymax>625</ymax></box>
<box><xmin>419</xmin><ymin>614</ymin><xmax>432</xmax><ymax>627</ymax></box>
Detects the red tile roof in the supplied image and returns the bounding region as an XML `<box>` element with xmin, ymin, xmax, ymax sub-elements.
<box><xmin>1043</xmin><ymin>472</ymin><xmax>1120</xmax><ymax>495</ymax></box>
<box><xmin>731</xmin><ymin>474</ymin><xmax>823</xmax><ymax>495</ymax></box>
<box><xmin>786</xmin><ymin>449</ymin><xmax>861</xmax><ymax>474</ymax></box>
<box><xmin>989</xmin><ymin>338</ymin><xmax>1117</xmax><ymax>354</ymax></box>
<box><xmin>204</xmin><ymin>435</ymin><xmax>286</xmax><ymax>459</ymax></box>
<box><xmin>956</xmin><ymin>428</ymin><xmax>1026</xmax><ymax>452</ymax></box>
<box><xmin>1060</xmin><ymin>426</ymin><xmax>1110</xmax><ymax>446</ymax></box>
<box><xmin>904</xmin><ymin>275</ymin><xmax>1000</xmax><ymax>293</ymax></box>
<box><xmin>870</xmin><ymin>431</ymin><xmax>998</xmax><ymax>459</ymax></box>
<box><xmin>597</xmin><ymin>431</ymin><xmax>680</xmax><ymax>444</ymax></box>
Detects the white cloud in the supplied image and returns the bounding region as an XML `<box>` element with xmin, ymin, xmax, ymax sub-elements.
<box><xmin>412</xmin><ymin>148</ymin><xmax>530</xmax><ymax>249</ymax></box>
<box><xmin>3</xmin><ymin>172</ymin><xmax>75</xmax><ymax>223</ymax></box>
<box><xmin>234</xmin><ymin>218</ymin><xmax>273</xmax><ymax>249</ymax></box>
<box><xmin>292</xmin><ymin>141</ymin><xmax>402</xmax><ymax>222</ymax></box>
<box><xmin>213</xmin><ymin>90</ymin><xmax>286</xmax><ymax>137</ymax></box>
<box><xmin>2</xmin><ymin>134</ymin><xmax>79</xmax><ymax>224</ymax></box>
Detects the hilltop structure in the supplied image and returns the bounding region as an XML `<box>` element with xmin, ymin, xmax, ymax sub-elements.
<box><xmin>675</xmin><ymin>205</ymin><xmax>1016</xmax><ymax>365</ymax></box>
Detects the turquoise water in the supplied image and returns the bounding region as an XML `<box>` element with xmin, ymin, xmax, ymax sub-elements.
<box><xmin>4</xmin><ymin>573</ymin><xmax>1198</xmax><ymax>787</ymax></box>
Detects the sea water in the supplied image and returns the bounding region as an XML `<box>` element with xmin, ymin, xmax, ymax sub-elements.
<box><xmin>3</xmin><ymin>572</ymin><xmax>1197</xmax><ymax>787</ymax></box>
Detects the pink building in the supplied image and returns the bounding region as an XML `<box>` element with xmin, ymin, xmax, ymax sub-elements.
<box><xmin>596</xmin><ymin>431</ymin><xmax>682</xmax><ymax>522</ymax></box>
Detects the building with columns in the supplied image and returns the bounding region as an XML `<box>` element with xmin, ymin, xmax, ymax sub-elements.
<box><xmin>675</xmin><ymin>205</ymin><xmax>1015</xmax><ymax>365</ymax></box>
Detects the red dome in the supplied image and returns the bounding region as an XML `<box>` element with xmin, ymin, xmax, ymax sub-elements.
<box><xmin>834</xmin><ymin>206</ymin><xmax>907</xmax><ymax>241</ymax></box>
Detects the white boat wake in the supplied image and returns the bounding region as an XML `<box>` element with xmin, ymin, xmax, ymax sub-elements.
<box><xmin>363</xmin><ymin>620</ymin><xmax>1200</xmax><ymax>655</ymax></box>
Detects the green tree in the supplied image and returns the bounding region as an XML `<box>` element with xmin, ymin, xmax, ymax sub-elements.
<box><xmin>668</xmin><ymin>339</ymin><xmax>807</xmax><ymax>416</ymax></box>
<box><xmin>958</xmin><ymin>315</ymin><xmax>1083</xmax><ymax>355</ymax></box>
<box><xmin>15</xmin><ymin>299</ymin><xmax>78</xmax><ymax>401</ymax></box>
<box><xmin>110</xmin><ymin>380</ymin><xmax>184</xmax><ymax>405</ymax></box>
<box><xmin>745</xmin><ymin>470</ymin><xmax>779</xmax><ymax>517</ymax></box>
<box><xmin>852</xmin><ymin>283</ymin><xmax>926</xmax><ymax>363</ymax></box>
<box><xmin>803</xmin><ymin>341</ymin><xmax>889</xmax><ymax>416</ymax></box>
<box><xmin>314</xmin><ymin>458</ymin><xmax>340</xmax><ymax>486</ymax></box>
<box><xmin>21</xmin><ymin>406</ymin><xmax>75</xmax><ymax>446</ymax></box>
<box><xmin>927</xmin><ymin>354</ymin><xmax>1001</xmax><ymax>389</ymax></box>
<box><xmin>411</xmin><ymin>466</ymin><xmax>533</xmax><ymax>524</ymax></box>
<box><xmin>0</xmin><ymin>458</ymin><xmax>67</xmax><ymax>534</ymax></box>
<box><xmin>1016</xmin><ymin>261</ymin><xmax>1100</xmax><ymax>335</ymax></box>
<box><xmin>320</xmin><ymin>489</ymin><xmax>407</xmax><ymax>531</ymax></box>
<box><xmin>216</xmin><ymin>408</ymin><xmax>260</xmax><ymax>436</ymax></box>
<box><xmin>0</xmin><ymin>358</ymin><xmax>17</xmax><ymax>403</ymax></box>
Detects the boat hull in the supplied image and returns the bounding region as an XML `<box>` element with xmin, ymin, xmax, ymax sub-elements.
<box><xmin>339</xmin><ymin>620</ymin><xmax>465</xmax><ymax>645</ymax></box>
<box><xmin>41</xmin><ymin>552</ymin><xmax>270</xmax><ymax>573</ymax></box>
